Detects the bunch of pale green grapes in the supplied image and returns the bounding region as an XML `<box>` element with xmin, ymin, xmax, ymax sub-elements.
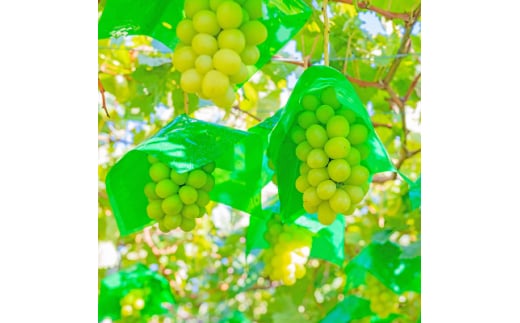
<box><xmin>174</xmin><ymin>0</ymin><xmax>267</xmax><ymax>108</ymax></box>
<box><xmin>290</xmin><ymin>86</ymin><xmax>371</xmax><ymax>225</ymax></box>
<box><xmin>260</xmin><ymin>215</ymin><xmax>313</xmax><ymax>286</ymax></box>
<box><xmin>361</xmin><ymin>273</ymin><xmax>400</xmax><ymax>319</ymax></box>
<box><xmin>120</xmin><ymin>289</ymin><xmax>146</xmax><ymax>318</ymax></box>
<box><xmin>144</xmin><ymin>155</ymin><xmax>215</xmax><ymax>232</ymax></box>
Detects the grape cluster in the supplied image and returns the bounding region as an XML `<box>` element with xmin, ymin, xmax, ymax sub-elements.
<box><xmin>174</xmin><ymin>0</ymin><xmax>267</xmax><ymax>108</ymax></box>
<box><xmin>260</xmin><ymin>215</ymin><xmax>312</xmax><ymax>286</ymax></box>
<box><xmin>120</xmin><ymin>289</ymin><xmax>146</xmax><ymax>318</ymax></box>
<box><xmin>362</xmin><ymin>273</ymin><xmax>400</xmax><ymax>319</ymax></box>
<box><xmin>144</xmin><ymin>155</ymin><xmax>216</xmax><ymax>233</ymax></box>
<box><xmin>290</xmin><ymin>86</ymin><xmax>371</xmax><ymax>225</ymax></box>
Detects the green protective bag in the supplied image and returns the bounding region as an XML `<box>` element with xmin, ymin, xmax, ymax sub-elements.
<box><xmin>98</xmin><ymin>263</ymin><xmax>176</xmax><ymax>322</ymax></box>
<box><xmin>246</xmin><ymin>201</ymin><xmax>345</xmax><ymax>267</ymax></box>
<box><xmin>267</xmin><ymin>65</ymin><xmax>395</xmax><ymax>223</ymax></box>
<box><xmin>344</xmin><ymin>230</ymin><xmax>421</xmax><ymax>295</ymax></box>
<box><xmin>98</xmin><ymin>0</ymin><xmax>311</xmax><ymax>82</ymax></box>
<box><xmin>106</xmin><ymin>114</ymin><xmax>264</xmax><ymax>236</ymax></box>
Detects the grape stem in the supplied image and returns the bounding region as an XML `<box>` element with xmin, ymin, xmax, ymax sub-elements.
<box><xmin>98</xmin><ymin>77</ymin><xmax>110</xmax><ymax>117</ymax></box>
<box><xmin>232</xmin><ymin>105</ymin><xmax>261</xmax><ymax>121</ymax></box>
<box><xmin>183</xmin><ymin>91</ymin><xmax>189</xmax><ymax>115</ymax></box>
<box><xmin>323</xmin><ymin>0</ymin><xmax>330</xmax><ymax>66</ymax></box>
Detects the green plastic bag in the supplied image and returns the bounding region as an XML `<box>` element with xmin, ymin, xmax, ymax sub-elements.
<box><xmin>98</xmin><ymin>263</ymin><xmax>176</xmax><ymax>322</ymax></box>
<box><xmin>344</xmin><ymin>230</ymin><xmax>421</xmax><ymax>294</ymax></box>
<box><xmin>106</xmin><ymin>114</ymin><xmax>264</xmax><ymax>236</ymax></box>
<box><xmin>267</xmin><ymin>65</ymin><xmax>395</xmax><ymax>223</ymax></box>
<box><xmin>98</xmin><ymin>0</ymin><xmax>311</xmax><ymax>78</ymax></box>
<box><xmin>246</xmin><ymin>201</ymin><xmax>346</xmax><ymax>267</ymax></box>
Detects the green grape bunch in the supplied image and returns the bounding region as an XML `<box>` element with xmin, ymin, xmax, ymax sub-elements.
<box><xmin>260</xmin><ymin>214</ymin><xmax>313</xmax><ymax>286</ymax></box>
<box><xmin>174</xmin><ymin>0</ymin><xmax>267</xmax><ymax>109</ymax></box>
<box><xmin>291</xmin><ymin>86</ymin><xmax>372</xmax><ymax>225</ymax></box>
<box><xmin>120</xmin><ymin>289</ymin><xmax>147</xmax><ymax>319</ymax></box>
<box><xmin>361</xmin><ymin>273</ymin><xmax>400</xmax><ymax>319</ymax></box>
<box><xmin>144</xmin><ymin>155</ymin><xmax>216</xmax><ymax>233</ymax></box>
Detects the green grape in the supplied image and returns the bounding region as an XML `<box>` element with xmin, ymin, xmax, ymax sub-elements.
<box><xmin>327</xmin><ymin>158</ymin><xmax>351</xmax><ymax>182</ymax></box>
<box><xmin>305</xmin><ymin>124</ymin><xmax>328</xmax><ymax>148</ymax></box>
<box><xmin>299</xmin><ymin>163</ymin><xmax>310</xmax><ymax>175</ymax></box>
<box><xmin>179</xmin><ymin>185</ymin><xmax>198</xmax><ymax>204</ymax></box>
<box><xmin>243</xmin><ymin>0</ymin><xmax>263</xmax><ymax>19</ymax></box>
<box><xmin>133</xmin><ymin>298</ymin><xmax>145</xmax><ymax>310</ymax></box>
<box><xmin>196</xmin><ymin>189</ymin><xmax>211</xmax><ymax>207</ymax></box>
<box><xmin>163</xmin><ymin>213</ymin><xmax>182</xmax><ymax>230</ymax></box>
<box><xmin>184</xmin><ymin>0</ymin><xmax>209</xmax><ymax>18</ymax></box>
<box><xmin>303</xmin><ymin>187</ymin><xmax>321</xmax><ymax>207</ymax></box>
<box><xmin>300</xmin><ymin>93</ymin><xmax>320</xmax><ymax>111</ymax></box>
<box><xmin>295</xmin><ymin>141</ymin><xmax>312</xmax><ymax>162</ymax></box>
<box><xmin>218</xmin><ymin>29</ymin><xmax>246</xmax><ymax>53</ymax></box>
<box><xmin>241</xmin><ymin>8</ymin><xmax>250</xmax><ymax>25</ymax></box>
<box><xmin>171</xmin><ymin>169</ymin><xmax>189</xmax><ymax>185</ymax></box>
<box><xmin>176</xmin><ymin>19</ymin><xmax>197</xmax><ymax>44</ymax></box>
<box><xmin>345</xmin><ymin>147</ymin><xmax>361</xmax><ymax>166</ymax></box>
<box><xmin>121</xmin><ymin>304</ymin><xmax>134</xmax><ymax>317</ymax></box>
<box><xmin>336</xmin><ymin>108</ymin><xmax>357</xmax><ymax>124</ymax></box>
<box><xmin>193</xmin><ymin>10</ymin><xmax>221</xmax><ymax>35</ymax></box>
<box><xmin>348</xmin><ymin>123</ymin><xmax>369</xmax><ymax>145</ymax></box>
<box><xmin>192</xmin><ymin>33</ymin><xmax>218</xmax><ymax>56</ymax></box>
<box><xmin>155</xmin><ymin>179</ymin><xmax>179</xmax><ymax>198</ymax></box>
<box><xmin>324</xmin><ymin>136</ymin><xmax>351</xmax><ymax>159</ymax></box>
<box><xmin>295</xmin><ymin>175</ymin><xmax>310</xmax><ymax>193</ymax></box>
<box><xmin>216</xmin><ymin>1</ymin><xmax>243</xmax><ymax>29</ymax></box>
<box><xmin>342</xmin><ymin>185</ymin><xmax>365</xmax><ymax>204</ymax></box>
<box><xmin>202</xmin><ymin>70</ymin><xmax>230</xmax><ymax>98</ymax></box>
<box><xmin>186</xmin><ymin>169</ymin><xmax>208</xmax><ymax>189</ymax></box>
<box><xmin>146</xmin><ymin>200</ymin><xmax>164</xmax><ymax>220</ymax></box>
<box><xmin>240</xmin><ymin>45</ymin><xmax>260</xmax><ymax>65</ymax></box>
<box><xmin>162</xmin><ymin>194</ymin><xmax>183</xmax><ymax>215</ymax></box>
<box><xmin>213</xmin><ymin>48</ymin><xmax>242</xmax><ymax>75</ymax></box>
<box><xmin>144</xmin><ymin>182</ymin><xmax>159</xmax><ymax>200</ymax></box>
<box><xmin>290</xmin><ymin>125</ymin><xmax>306</xmax><ymax>144</ymax></box>
<box><xmin>209</xmin><ymin>0</ymin><xmax>226</xmax><ymax>11</ymax></box>
<box><xmin>295</xmin><ymin>263</ymin><xmax>306</xmax><ymax>279</ymax></box>
<box><xmin>355</xmin><ymin>143</ymin><xmax>370</xmax><ymax>160</ymax></box>
<box><xmin>303</xmin><ymin>201</ymin><xmax>318</xmax><ymax>213</ymax></box>
<box><xmin>180</xmin><ymin>217</ymin><xmax>196</xmax><ymax>232</ymax></box>
<box><xmin>180</xmin><ymin>68</ymin><xmax>202</xmax><ymax>93</ymax></box>
<box><xmin>307</xmin><ymin>167</ymin><xmax>329</xmax><ymax>187</ymax></box>
<box><xmin>147</xmin><ymin>154</ymin><xmax>159</xmax><ymax>164</ymax></box>
<box><xmin>158</xmin><ymin>221</ymin><xmax>170</xmax><ymax>233</ymax></box>
<box><xmin>307</xmin><ymin>148</ymin><xmax>329</xmax><ymax>168</ymax></box>
<box><xmin>320</xmin><ymin>86</ymin><xmax>342</xmax><ymax>109</ymax></box>
<box><xmin>149</xmin><ymin>162</ymin><xmax>171</xmax><ymax>182</ymax></box>
<box><xmin>195</xmin><ymin>55</ymin><xmax>214</xmax><ymax>75</ymax></box>
<box><xmin>173</xmin><ymin>46</ymin><xmax>196</xmax><ymax>72</ymax></box>
<box><xmin>198</xmin><ymin>206</ymin><xmax>206</xmax><ymax>217</ymax></box>
<box><xmin>202</xmin><ymin>161</ymin><xmax>216</xmax><ymax>173</ymax></box>
<box><xmin>241</xmin><ymin>20</ymin><xmax>267</xmax><ymax>45</ymax></box>
<box><xmin>317</xmin><ymin>201</ymin><xmax>336</xmax><ymax>225</ymax></box>
<box><xmin>182</xmin><ymin>204</ymin><xmax>200</xmax><ymax>219</ymax></box>
<box><xmin>229</xmin><ymin>63</ymin><xmax>249</xmax><ymax>84</ymax></box>
<box><xmin>213</xmin><ymin>85</ymin><xmax>236</xmax><ymax>108</ymax></box>
<box><xmin>326</xmin><ymin>115</ymin><xmax>350</xmax><ymax>138</ymax></box>
<box><xmin>315</xmin><ymin>104</ymin><xmax>335</xmax><ymax>124</ymax></box>
<box><xmin>297</xmin><ymin>110</ymin><xmax>318</xmax><ymax>129</ymax></box>
<box><xmin>316</xmin><ymin>179</ymin><xmax>336</xmax><ymax>200</ymax></box>
<box><xmin>202</xmin><ymin>174</ymin><xmax>215</xmax><ymax>191</ymax></box>
<box><xmin>329</xmin><ymin>189</ymin><xmax>351</xmax><ymax>213</ymax></box>
<box><xmin>346</xmin><ymin>165</ymin><xmax>370</xmax><ymax>185</ymax></box>
<box><xmin>282</xmin><ymin>274</ymin><xmax>296</xmax><ymax>286</ymax></box>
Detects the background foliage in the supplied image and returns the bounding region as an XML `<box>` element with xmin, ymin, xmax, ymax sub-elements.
<box><xmin>98</xmin><ymin>0</ymin><xmax>421</xmax><ymax>322</ymax></box>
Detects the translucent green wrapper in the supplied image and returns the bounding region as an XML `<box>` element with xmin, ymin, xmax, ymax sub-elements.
<box><xmin>98</xmin><ymin>0</ymin><xmax>311</xmax><ymax>84</ymax></box>
<box><xmin>246</xmin><ymin>201</ymin><xmax>345</xmax><ymax>267</ymax></box>
<box><xmin>267</xmin><ymin>65</ymin><xmax>395</xmax><ymax>223</ymax></box>
<box><xmin>98</xmin><ymin>263</ymin><xmax>176</xmax><ymax>322</ymax></box>
<box><xmin>106</xmin><ymin>114</ymin><xmax>264</xmax><ymax>236</ymax></box>
<box><xmin>344</xmin><ymin>231</ymin><xmax>421</xmax><ymax>294</ymax></box>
